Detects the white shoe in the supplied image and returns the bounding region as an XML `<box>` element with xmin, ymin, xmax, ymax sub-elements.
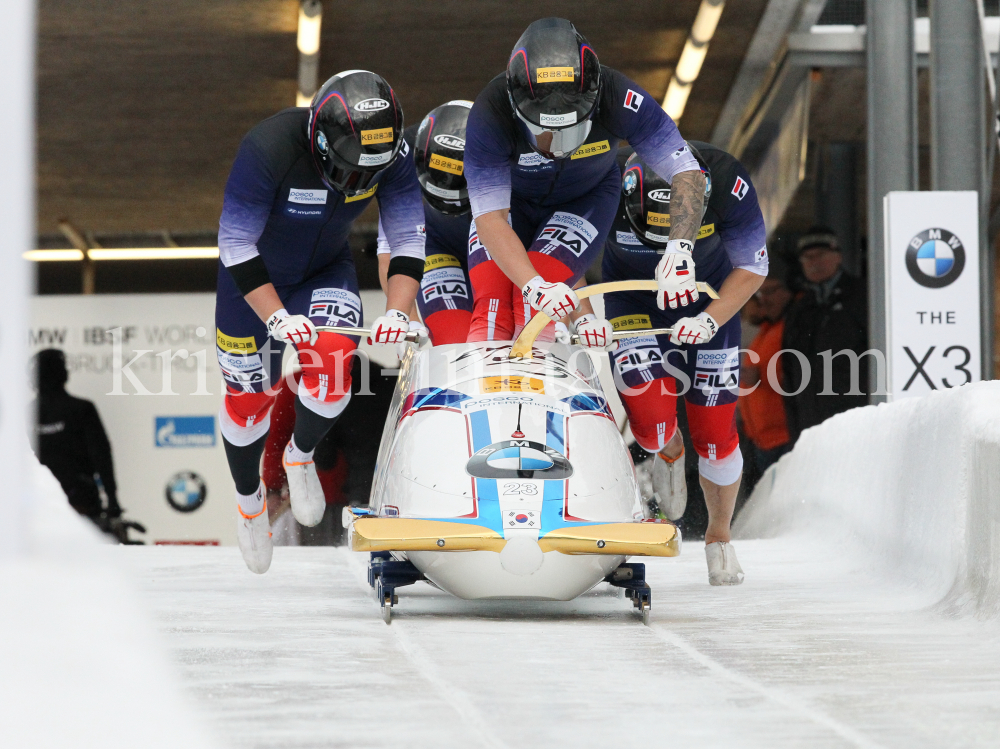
<box><xmin>237</xmin><ymin>498</ymin><xmax>272</xmax><ymax>574</ymax></box>
<box><xmin>283</xmin><ymin>446</ymin><xmax>326</xmax><ymax>527</ymax></box>
<box><xmin>651</xmin><ymin>448</ymin><xmax>687</xmax><ymax>520</ymax></box>
<box><xmin>705</xmin><ymin>541</ymin><xmax>744</xmax><ymax>586</ymax></box>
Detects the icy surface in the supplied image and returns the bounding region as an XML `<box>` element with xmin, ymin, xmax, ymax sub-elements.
<box><xmin>128</xmin><ymin>542</ymin><xmax>1000</xmax><ymax>749</ymax></box>
<box><xmin>737</xmin><ymin>381</ymin><xmax>1000</xmax><ymax>618</ymax></box>
<box><xmin>0</xmin><ymin>458</ymin><xmax>215</xmax><ymax>748</ymax></box>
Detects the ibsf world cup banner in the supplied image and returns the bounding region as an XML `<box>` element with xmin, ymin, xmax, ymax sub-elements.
<box><xmin>884</xmin><ymin>191</ymin><xmax>981</xmax><ymax>401</ymax></box>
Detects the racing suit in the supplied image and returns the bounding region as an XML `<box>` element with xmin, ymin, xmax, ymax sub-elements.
<box><xmin>603</xmin><ymin>143</ymin><xmax>768</xmax><ymax>480</ymax></box>
<box><xmin>464</xmin><ymin>67</ymin><xmax>698</xmax><ymax>340</ymax></box>
<box><xmin>377</xmin><ymin>124</ymin><xmax>474</xmax><ymax>345</ymax></box>
<box><xmin>216</xmin><ymin>107</ymin><xmax>424</xmax><ymax>484</ymax></box>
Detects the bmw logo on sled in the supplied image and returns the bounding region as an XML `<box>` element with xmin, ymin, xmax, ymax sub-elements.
<box><xmin>336</xmin><ymin>280</ymin><xmax>717</xmax><ymax>624</ymax></box>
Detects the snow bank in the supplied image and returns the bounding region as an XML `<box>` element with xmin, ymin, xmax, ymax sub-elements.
<box><xmin>735</xmin><ymin>381</ymin><xmax>1000</xmax><ymax>619</ymax></box>
<box><xmin>0</xmin><ymin>457</ymin><xmax>216</xmax><ymax>748</ymax></box>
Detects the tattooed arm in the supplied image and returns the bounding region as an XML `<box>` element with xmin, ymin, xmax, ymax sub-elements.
<box><xmin>668</xmin><ymin>169</ymin><xmax>707</xmax><ymax>244</ymax></box>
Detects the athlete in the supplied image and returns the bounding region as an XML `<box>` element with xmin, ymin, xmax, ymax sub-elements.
<box><xmin>605</xmin><ymin>143</ymin><xmax>767</xmax><ymax>586</ymax></box>
<box><xmin>463</xmin><ymin>17</ymin><xmax>706</xmax><ymax>348</ymax></box>
<box><xmin>216</xmin><ymin>70</ymin><xmax>425</xmax><ymax>573</ymax></box>
<box><xmin>377</xmin><ymin>100</ymin><xmax>475</xmax><ymax>344</ymax></box>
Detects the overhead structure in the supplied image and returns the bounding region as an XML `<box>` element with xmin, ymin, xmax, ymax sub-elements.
<box><xmin>929</xmin><ymin>0</ymin><xmax>993</xmax><ymax>379</ymax></box>
<box><xmin>296</xmin><ymin>0</ymin><xmax>322</xmax><ymax>107</ymax></box>
<box><xmin>867</xmin><ymin>0</ymin><xmax>919</xmax><ymax>401</ymax></box>
<box><xmin>662</xmin><ymin>0</ymin><xmax>726</xmax><ymax>121</ymax></box>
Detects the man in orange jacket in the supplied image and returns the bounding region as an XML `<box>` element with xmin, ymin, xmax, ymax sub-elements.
<box><xmin>739</xmin><ymin>256</ymin><xmax>794</xmax><ymax>479</ymax></box>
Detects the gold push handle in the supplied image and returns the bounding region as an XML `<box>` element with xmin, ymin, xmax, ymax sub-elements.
<box><xmin>509</xmin><ymin>279</ymin><xmax>719</xmax><ymax>360</ymax></box>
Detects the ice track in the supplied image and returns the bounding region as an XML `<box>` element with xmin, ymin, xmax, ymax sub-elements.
<box><xmin>131</xmin><ymin>539</ymin><xmax>1000</xmax><ymax>749</ymax></box>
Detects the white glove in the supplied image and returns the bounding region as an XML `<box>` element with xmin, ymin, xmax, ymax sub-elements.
<box><xmin>521</xmin><ymin>275</ymin><xmax>579</xmax><ymax>320</ymax></box>
<box><xmin>655</xmin><ymin>239</ymin><xmax>698</xmax><ymax>310</ymax></box>
<box><xmin>553</xmin><ymin>321</ymin><xmax>571</xmax><ymax>345</ymax></box>
<box><xmin>669</xmin><ymin>311</ymin><xmax>718</xmax><ymax>346</ymax></box>
<box><xmin>396</xmin><ymin>320</ymin><xmax>427</xmax><ymax>358</ymax></box>
<box><xmin>266</xmin><ymin>308</ymin><xmax>318</xmax><ymax>346</ymax></box>
<box><xmin>572</xmin><ymin>313</ymin><xmax>617</xmax><ymax>351</ymax></box>
<box><xmin>368</xmin><ymin>309</ymin><xmax>409</xmax><ymax>345</ymax></box>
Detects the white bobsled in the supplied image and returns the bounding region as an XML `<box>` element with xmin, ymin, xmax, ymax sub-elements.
<box><xmin>339</xmin><ymin>281</ymin><xmax>716</xmax><ymax>623</ymax></box>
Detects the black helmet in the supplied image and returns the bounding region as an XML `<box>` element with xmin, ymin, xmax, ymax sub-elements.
<box><xmin>506</xmin><ymin>18</ymin><xmax>601</xmax><ymax>159</ymax></box>
<box><xmin>622</xmin><ymin>144</ymin><xmax>713</xmax><ymax>249</ymax></box>
<box><xmin>308</xmin><ymin>70</ymin><xmax>404</xmax><ymax>197</ymax></box>
<box><xmin>414</xmin><ymin>100</ymin><xmax>472</xmax><ymax>215</ymax></box>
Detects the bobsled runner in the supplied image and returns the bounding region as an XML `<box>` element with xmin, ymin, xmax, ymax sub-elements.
<box><xmin>334</xmin><ymin>280</ymin><xmax>718</xmax><ymax>624</ymax></box>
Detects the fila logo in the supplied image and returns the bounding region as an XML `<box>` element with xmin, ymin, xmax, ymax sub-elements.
<box><xmin>624</xmin><ymin>89</ymin><xmax>644</xmax><ymax>112</ymax></box>
<box><xmin>732</xmin><ymin>176</ymin><xmax>749</xmax><ymax>201</ymax></box>
<box><xmin>675</xmin><ymin>259</ymin><xmax>690</xmax><ymax>276</ymax></box>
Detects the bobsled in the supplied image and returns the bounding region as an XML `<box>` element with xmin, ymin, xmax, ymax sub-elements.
<box><xmin>337</xmin><ymin>280</ymin><xmax>717</xmax><ymax>624</ymax></box>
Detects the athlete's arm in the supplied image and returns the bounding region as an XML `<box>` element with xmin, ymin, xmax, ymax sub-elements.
<box><xmin>375</xmin><ymin>142</ymin><xmax>427</xmax><ymax>317</ymax></box>
<box><xmin>704</xmin><ymin>268</ymin><xmax>765</xmax><ymax>327</ymax></box>
<box><xmin>605</xmin><ymin>70</ymin><xmax>705</xmax><ymax>245</ymax></box>
<box><xmin>667</xmin><ymin>169</ymin><xmax>708</xmax><ymax>245</ymax></box>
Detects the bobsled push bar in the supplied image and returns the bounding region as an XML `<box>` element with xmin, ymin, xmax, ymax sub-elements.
<box><xmin>510</xmin><ymin>279</ymin><xmax>719</xmax><ymax>360</ymax></box>
<box><xmin>314</xmin><ymin>325</ymin><xmax>429</xmax><ymax>342</ymax></box>
<box><xmin>344</xmin><ymin>509</ymin><xmax>680</xmax><ymax>558</ymax></box>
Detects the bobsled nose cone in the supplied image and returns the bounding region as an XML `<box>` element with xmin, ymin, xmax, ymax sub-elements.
<box><xmin>499</xmin><ymin>536</ymin><xmax>545</xmax><ymax>576</ymax></box>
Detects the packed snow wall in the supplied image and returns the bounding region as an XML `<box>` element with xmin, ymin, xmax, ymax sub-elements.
<box><xmin>735</xmin><ymin>381</ymin><xmax>1000</xmax><ymax>619</ymax></box>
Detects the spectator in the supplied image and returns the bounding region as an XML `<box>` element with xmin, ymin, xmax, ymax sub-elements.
<box><xmin>739</xmin><ymin>253</ymin><xmax>794</xmax><ymax>479</ymax></box>
<box><xmin>781</xmin><ymin>227</ymin><xmax>868</xmax><ymax>443</ymax></box>
<box><xmin>30</xmin><ymin>349</ymin><xmax>123</xmax><ymax>526</ymax></box>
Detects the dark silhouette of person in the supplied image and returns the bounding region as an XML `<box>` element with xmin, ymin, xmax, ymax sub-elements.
<box><xmin>31</xmin><ymin>349</ymin><xmax>123</xmax><ymax>524</ymax></box>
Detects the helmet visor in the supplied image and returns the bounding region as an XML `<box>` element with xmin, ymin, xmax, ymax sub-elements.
<box><xmin>321</xmin><ymin>161</ymin><xmax>383</xmax><ymax>197</ymax></box>
<box><xmin>516</xmin><ymin>111</ymin><xmax>592</xmax><ymax>159</ymax></box>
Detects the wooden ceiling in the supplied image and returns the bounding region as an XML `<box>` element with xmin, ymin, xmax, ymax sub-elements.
<box><xmin>36</xmin><ymin>0</ymin><xmax>767</xmax><ymax>235</ymax></box>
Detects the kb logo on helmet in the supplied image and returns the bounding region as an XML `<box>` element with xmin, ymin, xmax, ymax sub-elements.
<box><xmin>354</xmin><ymin>98</ymin><xmax>390</xmax><ymax>112</ymax></box>
<box><xmin>433</xmin><ymin>134</ymin><xmax>466</xmax><ymax>151</ymax></box>
<box><xmin>648</xmin><ymin>188</ymin><xmax>671</xmax><ymax>202</ymax></box>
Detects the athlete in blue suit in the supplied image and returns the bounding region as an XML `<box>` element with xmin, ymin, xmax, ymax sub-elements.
<box><xmin>216</xmin><ymin>70</ymin><xmax>425</xmax><ymax>572</ymax></box>
<box><xmin>607</xmin><ymin>143</ymin><xmax>768</xmax><ymax>585</ymax></box>
<box><xmin>377</xmin><ymin>101</ymin><xmax>475</xmax><ymax>344</ymax></box>
<box><xmin>463</xmin><ymin>18</ymin><xmax>706</xmax><ymax>346</ymax></box>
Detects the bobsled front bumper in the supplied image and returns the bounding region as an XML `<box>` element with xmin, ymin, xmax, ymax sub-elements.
<box><xmin>344</xmin><ymin>512</ymin><xmax>680</xmax><ymax>558</ymax></box>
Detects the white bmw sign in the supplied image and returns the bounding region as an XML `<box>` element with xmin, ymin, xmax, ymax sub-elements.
<box><xmin>884</xmin><ymin>191</ymin><xmax>980</xmax><ymax>400</ymax></box>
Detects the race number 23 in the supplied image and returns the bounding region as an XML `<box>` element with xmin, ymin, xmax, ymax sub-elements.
<box><xmin>903</xmin><ymin>345</ymin><xmax>971</xmax><ymax>390</ymax></box>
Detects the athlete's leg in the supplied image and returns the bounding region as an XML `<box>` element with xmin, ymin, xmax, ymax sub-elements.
<box><xmin>467</xmin><ymin>220</ymin><xmax>518</xmax><ymax>341</ymax></box>
<box><xmin>215</xmin><ymin>271</ymin><xmax>281</xmax><ymax>573</ymax></box>
<box><xmin>280</xmin><ymin>262</ymin><xmax>363</xmax><ymax>527</ymax></box>
<box><xmin>417</xmin><ymin>252</ymin><xmax>473</xmax><ymax>344</ymax></box>
<box><xmin>604</xmin><ymin>284</ymin><xmax>692</xmax><ymax>519</ymax></box>
<box><xmin>681</xmin><ymin>314</ymin><xmax>745</xmax><ymax>584</ymax></box>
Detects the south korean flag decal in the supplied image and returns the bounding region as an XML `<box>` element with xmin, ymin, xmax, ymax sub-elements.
<box><xmin>624</xmin><ymin>89</ymin><xmax>644</xmax><ymax>112</ymax></box>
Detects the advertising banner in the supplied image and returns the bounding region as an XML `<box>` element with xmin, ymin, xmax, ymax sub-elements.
<box><xmin>884</xmin><ymin>191</ymin><xmax>981</xmax><ymax>401</ymax></box>
<box><xmin>29</xmin><ymin>294</ymin><xmax>235</xmax><ymax>544</ymax></box>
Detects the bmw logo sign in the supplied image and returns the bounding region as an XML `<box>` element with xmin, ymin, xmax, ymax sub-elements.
<box><xmin>466</xmin><ymin>440</ymin><xmax>573</xmax><ymax>480</ymax></box>
<box><xmin>905</xmin><ymin>228</ymin><xmax>966</xmax><ymax>288</ymax></box>
<box><xmin>315</xmin><ymin>130</ymin><xmax>329</xmax><ymax>155</ymax></box>
<box><xmin>623</xmin><ymin>171</ymin><xmax>638</xmax><ymax>195</ymax></box>
<box><xmin>165</xmin><ymin>470</ymin><xmax>207</xmax><ymax>513</ymax></box>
